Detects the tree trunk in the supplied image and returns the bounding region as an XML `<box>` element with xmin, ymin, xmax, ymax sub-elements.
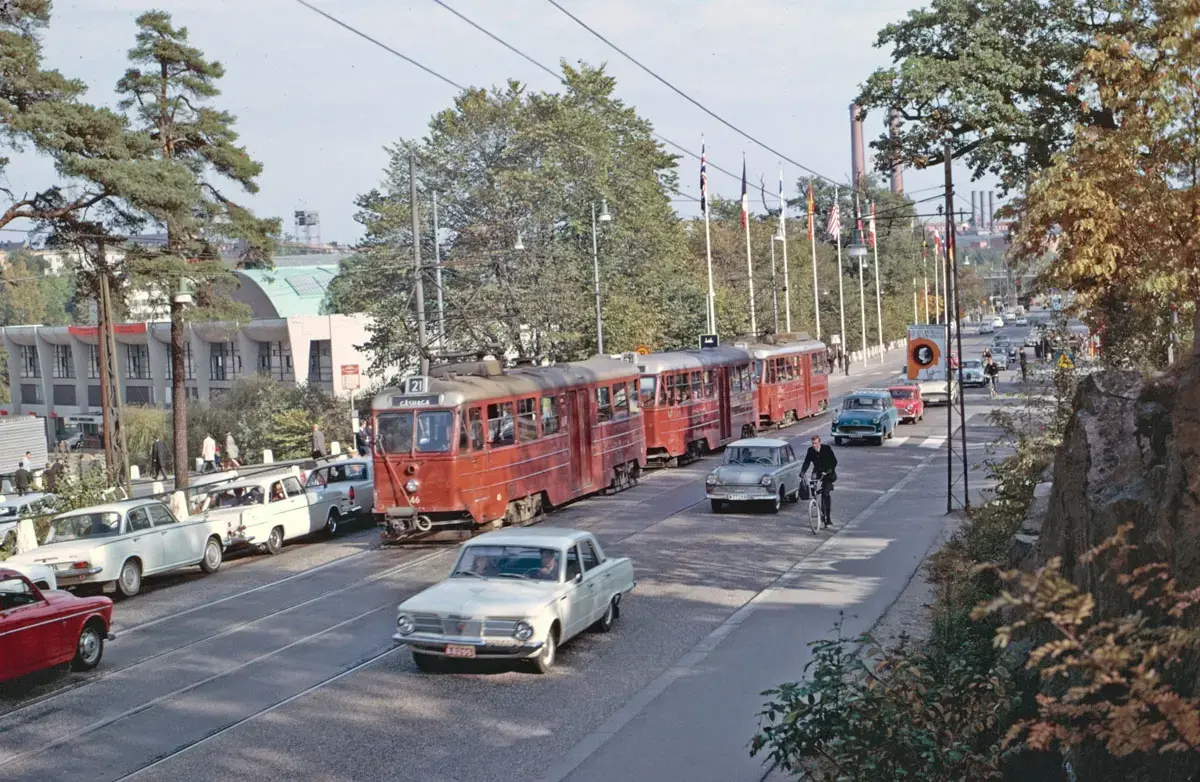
<box><xmin>171</xmin><ymin>300</ymin><xmax>189</xmax><ymax>490</ymax></box>
<box><xmin>96</xmin><ymin>274</ymin><xmax>116</xmax><ymax>483</ymax></box>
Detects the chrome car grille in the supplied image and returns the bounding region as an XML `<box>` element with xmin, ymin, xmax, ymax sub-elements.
<box><xmin>411</xmin><ymin>612</ymin><xmax>520</xmax><ymax>637</ymax></box>
<box><xmin>840</xmin><ymin>424</ymin><xmax>877</xmax><ymax>433</ymax></box>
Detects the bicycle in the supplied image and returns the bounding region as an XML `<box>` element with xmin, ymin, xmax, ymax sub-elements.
<box><xmin>806</xmin><ymin>475</ymin><xmax>823</xmax><ymax>535</ymax></box>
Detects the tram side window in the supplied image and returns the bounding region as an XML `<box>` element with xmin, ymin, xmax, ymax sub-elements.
<box><xmin>487</xmin><ymin>402</ymin><xmax>515</xmax><ymax>447</ymax></box>
<box><xmin>416</xmin><ymin>410</ymin><xmax>454</xmax><ymax>453</ymax></box>
<box><xmin>676</xmin><ymin>373</ymin><xmax>691</xmax><ymax>404</ymax></box>
<box><xmin>628</xmin><ymin>380</ymin><xmax>640</xmax><ymax>413</ymax></box>
<box><xmin>691</xmin><ymin>371</ymin><xmax>702</xmax><ymax>400</ymax></box>
<box><xmin>468</xmin><ymin>407</ymin><xmax>485</xmax><ymax>450</ymax></box>
<box><xmin>597</xmin><ymin>386</ymin><xmax>612</xmax><ymax>423</ymax></box>
<box><xmin>703</xmin><ymin>370</ymin><xmax>714</xmax><ymax>399</ymax></box>
<box><xmin>730</xmin><ymin>366</ymin><xmax>742</xmax><ymax>393</ymax></box>
<box><xmin>639</xmin><ymin>376</ymin><xmax>657</xmax><ymax>408</ymax></box>
<box><xmin>664</xmin><ymin>375</ymin><xmax>677</xmax><ymax>405</ymax></box>
<box><xmin>458</xmin><ymin>410</ymin><xmax>470</xmax><ymax>451</ymax></box>
<box><xmin>612</xmin><ymin>383</ymin><xmax>629</xmax><ymax>418</ymax></box>
<box><xmin>741</xmin><ymin>364</ymin><xmax>753</xmax><ymax>390</ymax></box>
<box><xmin>541</xmin><ymin>396</ymin><xmax>561</xmax><ymax>435</ymax></box>
<box><xmin>517</xmin><ymin>397</ymin><xmax>539</xmax><ymax>441</ymax></box>
<box><xmin>812</xmin><ymin>354</ymin><xmax>826</xmax><ymax>375</ymax></box>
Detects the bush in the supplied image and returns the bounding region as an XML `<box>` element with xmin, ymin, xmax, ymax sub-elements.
<box><xmin>119</xmin><ymin>406</ymin><xmax>169</xmax><ymax>471</ymax></box>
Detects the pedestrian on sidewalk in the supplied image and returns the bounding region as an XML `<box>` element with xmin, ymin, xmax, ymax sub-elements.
<box><xmin>311</xmin><ymin>423</ymin><xmax>326</xmax><ymax>459</ymax></box>
<box><xmin>150</xmin><ymin>436</ymin><xmax>169</xmax><ymax>480</ymax></box>
<box><xmin>201</xmin><ymin>433</ymin><xmax>219</xmax><ymax>473</ymax></box>
<box><xmin>826</xmin><ymin>350</ymin><xmax>835</xmax><ymax>375</ymax></box>
<box><xmin>18</xmin><ymin>451</ymin><xmax>32</xmax><ymax>471</ymax></box>
<box><xmin>13</xmin><ymin>466</ymin><xmax>31</xmax><ymax>496</ymax></box>
<box><xmin>1018</xmin><ymin>349</ymin><xmax>1028</xmax><ymax>383</ymax></box>
<box><xmin>224</xmin><ymin>432</ymin><xmax>241</xmax><ymax>469</ymax></box>
<box><xmin>843</xmin><ymin>350</ymin><xmax>851</xmax><ymax>376</ymax></box>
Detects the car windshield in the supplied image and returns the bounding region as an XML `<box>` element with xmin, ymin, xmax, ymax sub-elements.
<box><xmin>889</xmin><ymin>389</ymin><xmax>914</xmax><ymax>399</ymax></box>
<box><xmin>843</xmin><ymin>396</ymin><xmax>883</xmax><ymax>411</ymax></box>
<box><xmin>964</xmin><ymin>360</ymin><xmax>983</xmax><ymax>369</ymax></box>
<box><xmin>45</xmin><ymin>512</ymin><xmax>122</xmax><ymax>542</ymax></box>
<box><xmin>726</xmin><ymin>446</ymin><xmax>781</xmax><ymax>466</ymax></box>
<box><xmin>451</xmin><ymin>545</ymin><xmax>562</xmax><ymax>582</ymax></box>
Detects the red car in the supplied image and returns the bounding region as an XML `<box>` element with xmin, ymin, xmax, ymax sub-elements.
<box><xmin>0</xmin><ymin>568</ymin><xmax>114</xmax><ymax>684</ymax></box>
<box><xmin>888</xmin><ymin>384</ymin><xmax>925</xmax><ymax>424</ymax></box>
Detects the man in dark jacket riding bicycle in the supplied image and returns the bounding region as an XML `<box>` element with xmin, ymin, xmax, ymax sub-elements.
<box><xmin>801</xmin><ymin>435</ymin><xmax>838</xmax><ymax>528</ymax></box>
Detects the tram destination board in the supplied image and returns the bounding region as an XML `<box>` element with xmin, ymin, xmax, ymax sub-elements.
<box><xmin>389</xmin><ymin>394</ymin><xmax>441</xmax><ymax>407</ymax></box>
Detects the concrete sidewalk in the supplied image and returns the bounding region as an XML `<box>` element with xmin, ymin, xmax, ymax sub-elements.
<box><xmin>540</xmin><ymin>448</ymin><xmax>950</xmax><ymax>782</ymax></box>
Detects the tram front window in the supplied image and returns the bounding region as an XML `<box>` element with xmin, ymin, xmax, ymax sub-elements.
<box><xmin>416</xmin><ymin>410</ymin><xmax>455</xmax><ymax>453</ymax></box>
<box><xmin>377</xmin><ymin>412</ymin><xmax>415</xmax><ymax>453</ymax></box>
<box><xmin>639</xmin><ymin>376</ymin><xmax>657</xmax><ymax>408</ymax></box>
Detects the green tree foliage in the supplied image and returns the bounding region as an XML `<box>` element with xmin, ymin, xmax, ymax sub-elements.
<box><xmin>1015</xmin><ymin>0</ymin><xmax>1200</xmax><ymax>365</ymax></box>
<box><xmin>0</xmin><ymin>252</ymin><xmax>46</xmax><ymax>324</ymax></box>
<box><xmin>329</xmin><ymin>64</ymin><xmax>699</xmax><ymax>367</ymax></box>
<box><xmin>856</xmin><ymin>0</ymin><xmax>1147</xmax><ymax>193</ymax></box>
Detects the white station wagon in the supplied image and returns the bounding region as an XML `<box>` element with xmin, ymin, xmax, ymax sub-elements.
<box><xmin>5</xmin><ymin>499</ymin><xmax>226</xmax><ymax>597</ymax></box>
<box><xmin>197</xmin><ymin>471</ymin><xmax>353</xmax><ymax>554</ymax></box>
<box><xmin>393</xmin><ymin>528</ymin><xmax>636</xmax><ymax>673</ymax></box>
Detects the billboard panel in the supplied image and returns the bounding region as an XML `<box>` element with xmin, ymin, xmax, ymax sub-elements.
<box><xmin>906</xmin><ymin>324</ymin><xmax>948</xmax><ymax>382</ymax></box>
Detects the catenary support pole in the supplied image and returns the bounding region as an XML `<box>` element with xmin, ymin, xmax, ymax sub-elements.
<box><xmin>410</xmin><ymin>151</ymin><xmax>429</xmax><ymax>376</ymax></box>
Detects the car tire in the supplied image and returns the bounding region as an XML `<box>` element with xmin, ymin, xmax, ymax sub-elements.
<box><xmin>411</xmin><ymin>652</ymin><xmax>444</xmax><ymax>673</ymax></box>
<box><xmin>531</xmin><ymin>628</ymin><xmax>558</xmax><ymax>674</ymax></box>
<box><xmin>886</xmin><ymin>426</ymin><xmax>894</xmax><ymax>440</ymax></box>
<box><xmin>325</xmin><ymin>509</ymin><xmax>340</xmax><ymax>537</ymax></box>
<box><xmin>768</xmin><ymin>490</ymin><xmax>782</xmax><ymax>514</ymax></box>
<box><xmin>592</xmin><ymin>596</ymin><xmax>618</xmax><ymax>633</ymax></box>
<box><xmin>199</xmin><ymin>536</ymin><xmax>223</xmax><ymax>574</ymax></box>
<box><xmin>117</xmin><ymin>559</ymin><xmax>142</xmax><ymax>598</ymax></box>
<box><xmin>265</xmin><ymin>526</ymin><xmax>284</xmax><ymax>556</ymax></box>
<box><xmin>710</xmin><ymin>499</ymin><xmax>726</xmax><ymax>513</ymax></box>
<box><xmin>72</xmin><ymin>622</ymin><xmax>105</xmax><ymax>671</ymax></box>
<box><xmin>786</xmin><ymin>485</ymin><xmax>800</xmax><ymax>503</ymax></box>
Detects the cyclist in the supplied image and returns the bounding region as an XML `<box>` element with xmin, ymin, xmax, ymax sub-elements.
<box><xmin>801</xmin><ymin>434</ymin><xmax>838</xmax><ymax>529</ymax></box>
<box><xmin>984</xmin><ymin>356</ymin><xmax>1001</xmax><ymax>398</ymax></box>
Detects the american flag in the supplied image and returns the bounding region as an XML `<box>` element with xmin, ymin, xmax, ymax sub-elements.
<box><xmin>825</xmin><ymin>188</ymin><xmax>841</xmax><ymax>238</ymax></box>
<box><xmin>740</xmin><ymin>157</ymin><xmax>749</xmax><ymax>229</ymax></box>
<box><xmin>868</xmin><ymin>203</ymin><xmax>877</xmax><ymax>249</ymax></box>
<box><xmin>700</xmin><ymin>142</ymin><xmax>709</xmax><ymax>214</ymax></box>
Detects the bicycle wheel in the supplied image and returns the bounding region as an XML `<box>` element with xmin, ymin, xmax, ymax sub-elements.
<box><xmin>808</xmin><ymin>496</ymin><xmax>821</xmax><ymax>535</ymax></box>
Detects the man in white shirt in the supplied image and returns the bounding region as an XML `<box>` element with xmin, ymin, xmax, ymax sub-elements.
<box><xmin>201</xmin><ymin>434</ymin><xmax>218</xmax><ymax>473</ymax></box>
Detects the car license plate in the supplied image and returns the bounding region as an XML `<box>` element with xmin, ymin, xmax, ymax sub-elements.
<box><xmin>727</xmin><ymin>493</ymin><xmax>750</xmax><ymax>501</ymax></box>
<box><xmin>445</xmin><ymin>644</ymin><xmax>476</xmax><ymax>658</ymax></box>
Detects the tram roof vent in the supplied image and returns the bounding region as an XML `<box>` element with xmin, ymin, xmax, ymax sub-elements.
<box><xmin>432</xmin><ymin>358</ymin><xmax>504</xmax><ymax>379</ymax></box>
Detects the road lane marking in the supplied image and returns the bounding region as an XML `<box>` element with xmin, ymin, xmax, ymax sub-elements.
<box><xmin>920</xmin><ymin>437</ymin><xmax>947</xmax><ymax>449</ymax></box>
<box><xmin>883</xmin><ymin>437</ymin><xmax>908</xmax><ymax>447</ymax></box>
<box><xmin>536</xmin><ymin>450</ymin><xmax>940</xmax><ymax>782</ymax></box>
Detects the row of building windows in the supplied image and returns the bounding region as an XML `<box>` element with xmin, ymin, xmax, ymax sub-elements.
<box><xmin>16</xmin><ymin>340</ymin><xmax>320</xmax><ymax>384</ymax></box>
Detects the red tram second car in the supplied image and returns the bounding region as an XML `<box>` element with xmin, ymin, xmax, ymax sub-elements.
<box><xmin>372</xmin><ymin>357</ymin><xmax>646</xmax><ymax>542</ymax></box>
<box><xmin>749</xmin><ymin>338</ymin><xmax>830</xmax><ymax>429</ymax></box>
<box><xmin>634</xmin><ymin>347</ymin><xmax>756</xmax><ymax>466</ymax></box>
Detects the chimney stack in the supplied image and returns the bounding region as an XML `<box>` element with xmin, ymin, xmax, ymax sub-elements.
<box><xmin>889</xmin><ymin>108</ymin><xmax>904</xmax><ymax>194</ymax></box>
<box><xmin>850</xmin><ymin>103</ymin><xmax>866</xmax><ymax>189</ymax></box>
<box><xmin>970</xmin><ymin>192</ymin><xmax>978</xmax><ymax>230</ymax></box>
<box><xmin>988</xmin><ymin>191</ymin><xmax>996</xmax><ymax>231</ymax></box>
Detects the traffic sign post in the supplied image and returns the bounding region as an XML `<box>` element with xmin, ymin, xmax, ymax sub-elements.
<box><xmin>635</xmin><ymin>345</ymin><xmax>651</xmax><ymax>356</ymax></box>
<box><xmin>1055</xmin><ymin>351</ymin><xmax>1075</xmax><ymax>370</ymax></box>
<box><xmin>699</xmin><ymin>334</ymin><xmax>719</xmax><ymax>349</ymax></box>
<box><xmin>341</xmin><ymin>364</ymin><xmax>361</xmax><ymax>391</ymax></box>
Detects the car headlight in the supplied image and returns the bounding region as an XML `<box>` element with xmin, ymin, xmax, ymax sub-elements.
<box><xmin>404</xmin><ymin>478</ymin><xmax>419</xmax><ymax>493</ymax></box>
<box><xmin>705</xmin><ymin>474</ymin><xmax>718</xmax><ymax>486</ymax></box>
<box><xmin>396</xmin><ymin>614</ymin><xmax>415</xmax><ymax>635</ymax></box>
<box><xmin>513</xmin><ymin>621</ymin><xmax>534</xmax><ymax>641</ymax></box>
<box><xmin>759</xmin><ymin>475</ymin><xmax>774</xmax><ymax>487</ymax></box>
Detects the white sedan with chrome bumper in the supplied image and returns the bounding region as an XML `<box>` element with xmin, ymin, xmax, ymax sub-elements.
<box><xmin>393</xmin><ymin>528</ymin><xmax>635</xmax><ymax>673</ymax></box>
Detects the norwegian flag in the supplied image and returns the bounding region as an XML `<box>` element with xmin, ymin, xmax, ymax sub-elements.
<box><xmin>825</xmin><ymin>188</ymin><xmax>841</xmax><ymax>238</ymax></box>
<box><xmin>868</xmin><ymin>203</ymin><xmax>877</xmax><ymax>249</ymax></box>
<box><xmin>700</xmin><ymin>142</ymin><xmax>709</xmax><ymax>214</ymax></box>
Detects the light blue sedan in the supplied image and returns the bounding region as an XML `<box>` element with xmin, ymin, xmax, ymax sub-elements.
<box><xmin>831</xmin><ymin>389</ymin><xmax>900</xmax><ymax>446</ymax></box>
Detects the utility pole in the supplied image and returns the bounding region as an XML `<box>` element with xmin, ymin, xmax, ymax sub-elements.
<box><xmin>944</xmin><ymin>138</ymin><xmax>969</xmax><ymax>512</ymax></box>
<box><xmin>432</xmin><ymin>191</ymin><xmax>445</xmax><ymax>355</ymax></box>
<box><xmin>98</xmin><ymin>268</ymin><xmax>129</xmax><ymax>493</ymax></box>
<box><xmin>591</xmin><ymin>202</ymin><xmax>605</xmax><ymax>354</ymax></box>
<box><xmin>95</xmin><ymin>262</ymin><xmax>116</xmax><ymax>483</ymax></box>
<box><xmin>410</xmin><ymin>151</ymin><xmax>429</xmax><ymax>376</ymax></box>
<box><xmin>769</xmin><ymin>235</ymin><xmax>780</xmax><ymax>333</ymax></box>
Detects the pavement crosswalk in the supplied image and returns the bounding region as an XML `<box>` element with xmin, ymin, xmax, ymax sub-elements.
<box><xmin>841</xmin><ymin>433</ymin><xmax>992</xmax><ymax>451</ymax></box>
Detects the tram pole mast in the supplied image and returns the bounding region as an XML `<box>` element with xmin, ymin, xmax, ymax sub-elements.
<box><xmin>410</xmin><ymin>151</ymin><xmax>429</xmax><ymax>376</ymax></box>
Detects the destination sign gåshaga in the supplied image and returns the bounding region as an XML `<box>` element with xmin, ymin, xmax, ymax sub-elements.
<box><xmin>389</xmin><ymin>394</ymin><xmax>441</xmax><ymax>407</ymax></box>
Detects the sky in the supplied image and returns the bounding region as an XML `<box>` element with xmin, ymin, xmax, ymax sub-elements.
<box><xmin>5</xmin><ymin>0</ymin><xmax>998</xmax><ymax>245</ymax></box>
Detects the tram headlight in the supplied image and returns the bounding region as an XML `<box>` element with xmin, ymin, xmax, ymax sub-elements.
<box><xmin>396</xmin><ymin>614</ymin><xmax>415</xmax><ymax>635</ymax></box>
<box><xmin>513</xmin><ymin>621</ymin><xmax>534</xmax><ymax>641</ymax></box>
<box><xmin>405</xmin><ymin>478</ymin><xmax>420</xmax><ymax>493</ymax></box>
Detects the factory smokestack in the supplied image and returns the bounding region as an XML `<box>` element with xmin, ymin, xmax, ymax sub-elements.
<box><xmin>850</xmin><ymin>103</ymin><xmax>865</xmax><ymax>188</ymax></box>
<box><xmin>988</xmin><ymin>191</ymin><xmax>996</xmax><ymax>231</ymax></box>
<box><xmin>889</xmin><ymin>108</ymin><xmax>903</xmax><ymax>194</ymax></box>
<box><xmin>970</xmin><ymin>191</ymin><xmax>978</xmax><ymax>230</ymax></box>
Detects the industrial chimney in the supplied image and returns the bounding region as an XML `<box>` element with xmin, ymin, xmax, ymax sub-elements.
<box><xmin>988</xmin><ymin>191</ymin><xmax>996</xmax><ymax>231</ymax></box>
<box><xmin>889</xmin><ymin>108</ymin><xmax>904</xmax><ymax>194</ymax></box>
<box><xmin>970</xmin><ymin>192</ymin><xmax>978</xmax><ymax>231</ymax></box>
<box><xmin>850</xmin><ymin>103</ymin><xmax>866</xmax><ymax>188</ymax></box>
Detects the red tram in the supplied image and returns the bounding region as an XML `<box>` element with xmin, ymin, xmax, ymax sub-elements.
<box><xmin>749</xmin><ymin>338</ymin><xmax>831</xmax><ymax>429</ymax></box>
<box><xmin>634</xmin><ymin>347</ymin><xmax>757</xmax><ymax>466</ymax></box>
<box><xmin>371</xmin><ymin>358</ymin><xmax>646</xmax><ymax>542</ymax></box>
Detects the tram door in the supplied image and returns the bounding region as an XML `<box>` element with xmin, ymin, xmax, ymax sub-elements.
<box><xmin>718</xmin><ymin>366</ymin><xmax>732</xmax><ymax>442</ymax></box>
<box><xmin>568</xmin><ymin>389</ymin><xmax>593</xmax><ymax>490</ymax></box>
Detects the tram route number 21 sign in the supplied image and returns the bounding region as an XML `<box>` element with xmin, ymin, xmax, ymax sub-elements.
<box><xmin>906</xmin><ymin>324</ymin><xmax>948</xmax><ymax>382</ymax></box>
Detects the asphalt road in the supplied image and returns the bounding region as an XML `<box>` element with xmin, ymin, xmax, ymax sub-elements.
<box><xmin>0</xmin><ymin>324</ymin><xmax>1035</xmax><ymax>782</ymax></box>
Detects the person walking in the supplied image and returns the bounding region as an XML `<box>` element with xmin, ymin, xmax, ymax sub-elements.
<box><xmin>201</xmin><ymin>433</ymin><xmax>219</xmax><ymax>473</ymax></box>
<box><xmin>311</xmin><ymin>424</ymin><xmax>326</xmax><ymax>459</ymax></box>
<box><xmin>843</xmin><ymin>349</ymin><xmax>851</xmax><ymax>376</ymax></box>
<box><xmin>224</xmin><ymin>432</ymin><xmax>241</xmax><ymax>469</ymax></box>
<box><xmin>1018</xmin><ymin>348</ymin><xmax>1028</xmax><ymax>384</ymax></box>
<box><xmin>18</xmin><ymin>451</ymin><xmax>32</xmax><ymax>471</ymax></box>
<box><xmin>150</xmin><ymin>436</ymin><xmax>170</xmax><ymax>480</ymax></box>
<box><xmin>826</xmin><ymin>350</ymin><xmax>835</xmax><ymax>375</ymax></box>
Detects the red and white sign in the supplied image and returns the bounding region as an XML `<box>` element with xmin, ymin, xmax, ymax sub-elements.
<box><xmin>341</xmin><ymin>364</ymin><xmax>361</xmax><ymax>391</ymax></box>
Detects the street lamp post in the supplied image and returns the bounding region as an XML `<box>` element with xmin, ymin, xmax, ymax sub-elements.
<box><xmin>848</xmin><ymin>229</ymin><xmax>869</xmax><ymax>361</ymax></box>
<box><xmin>592</xmin><ymin>199</ymin><xmax>612</xmax><ymax>355</ymax></box>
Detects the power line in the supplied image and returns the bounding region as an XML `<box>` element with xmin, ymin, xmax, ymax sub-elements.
<box><xmin>540</xmin><ymin>0</ymin><xmax>865</xmax><ymax>196</ymax></box>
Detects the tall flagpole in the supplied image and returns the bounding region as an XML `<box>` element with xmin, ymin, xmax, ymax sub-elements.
<box><xmin>779</xmin><ymin>166</ymin><xmax>792</xmax><ymax>333</ymax></box>
<box><xmin>769</xmin><ymin>229</ymin><xmax>780</xmax><ymax>332</ymax></box>
<box><xmin>923</xmin><ymin>237</ymin><xmax>931</xmax><ymax>324</ymax></box>
<box><xmin>933</xmin><ymin>237</ymin><xmax>942</xmax><ymax>323</ymax></box>
<box><xmin>808</xmin><ymin>184</ymin><xmax>820</xmax><ymax>339</ymax></box>
<box><xmin>855</xmin><ymin>194</ymin><xmax>867</xmax><ymax>359</ymax></box>
<box><xmin>871</xmin><ymin>203</ymin><xmax>885</xmax><ymax>363</ymax></box>
<box><xmin>913</xmin><ymin>278</ymin><xmax>919</xmax><ymax>324</ymax></box>
<box><xmin>701</xmin><ymin>138</ymin><xmax>716</xmax><ymax>335</ymax></box>
<box><xmin>741</xmin><ymin>154</ymin><xmax>757</xmax><ymax>336</ymax></box>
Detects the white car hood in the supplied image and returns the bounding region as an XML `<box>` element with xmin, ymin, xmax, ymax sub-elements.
<box><xmin>400</xmin><ymin>577</ymin><xmax>558</xmax><ymax>617</ymax></box>
<box><xmin>6</xmin><ymin>541</ymin><xmax>96</xmax><ymax>566</ymax></box>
